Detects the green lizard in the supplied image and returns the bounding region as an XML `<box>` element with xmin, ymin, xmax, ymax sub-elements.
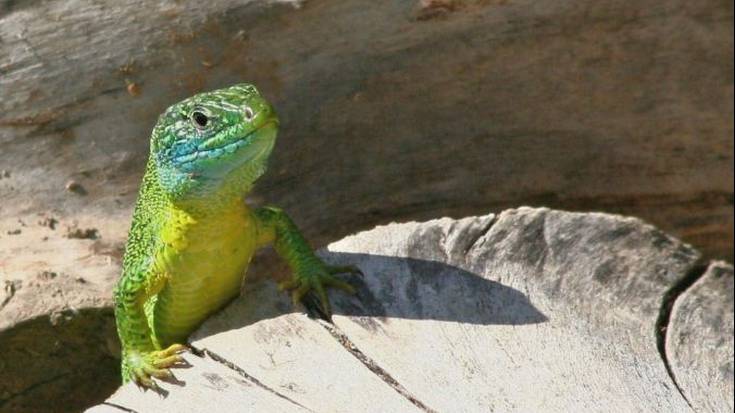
<box><xmin>114</xmin><ymin>84</ymin><xmax>358</xmax><ymax>388</ymax></box>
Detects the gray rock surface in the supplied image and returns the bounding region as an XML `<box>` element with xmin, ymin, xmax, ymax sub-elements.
<box><xmin>91</xmin><ymin>208</ymin><xmax>734</xmax><ymax>412</ymax></box>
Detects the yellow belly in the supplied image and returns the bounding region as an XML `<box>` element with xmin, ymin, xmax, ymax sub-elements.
<box><xmin>150</xmin><ymin>202</ymin><xmax>257</xmax><ymax>347</ymax></box>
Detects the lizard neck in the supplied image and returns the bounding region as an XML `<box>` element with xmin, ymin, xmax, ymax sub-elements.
<box><xmin>168</xmin><ymin>189</ymin><xmax>251</xmax><ymax>220</ymax></box>
<box><xmin>152</xmin><ymin>153</ymin><xmax>266</xmax><ymax>218</ymax></box>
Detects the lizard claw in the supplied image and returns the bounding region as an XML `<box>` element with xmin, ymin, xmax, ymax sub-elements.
<box><xmin>124</xmin><ymin>343</ymin><xmax>188</xmax><ymax>389</ymax></box>
<box><xmin>280</xmin><ymin>263</ymin><xmax>361</xmax><ymax>319</ymax></box>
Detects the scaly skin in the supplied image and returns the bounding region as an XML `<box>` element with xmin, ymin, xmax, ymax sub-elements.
<box><xmin>114</xmin><ymin>84</ymin><xmax>358</xmax><ymax>388</ymax></box>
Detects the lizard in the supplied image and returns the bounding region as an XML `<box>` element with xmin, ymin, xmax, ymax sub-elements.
<box><xmin>114</xmin><ymin>84</ymin><xmax>359</xmax><ymax>388</ymax></box>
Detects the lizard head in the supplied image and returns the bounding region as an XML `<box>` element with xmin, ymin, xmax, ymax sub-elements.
<box><xmin>150</xmin><ymin>84</ymin><xmax>278</xmax><ymax>203</ymax></box>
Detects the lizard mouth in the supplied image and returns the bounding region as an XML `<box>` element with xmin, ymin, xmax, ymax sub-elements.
<box><xmin>172</xmin><ymin>120</ymin><xmax>277</xmax><ymax>165</ymax></box>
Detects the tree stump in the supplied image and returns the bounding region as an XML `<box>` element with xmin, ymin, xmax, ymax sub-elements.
<box><xmin>1</xmin><ymin>0</ymin><xmax>732</xmax><ymax>411</ymax></box>
<box><xmin>88</xmin><ymin>208</ymin><xmax>734</xmax><ymax>412</ymax></box>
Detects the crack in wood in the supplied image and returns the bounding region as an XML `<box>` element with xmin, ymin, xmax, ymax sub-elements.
<box><xmin>317</xmin><ymin>319</ymin><xmax>438</xmax><ymax>413</ymax></box>
<box><xmin>102</xmin><ymin>401</ymin><xmax>140</xmax><ymax>413</ymax></box>
<box><xmin>463</xmin><ymin>214</ymin><xmax>498</xmax><ymax>256</ymax></box>
<box><xmin>655</xmin><ymin>259</ymin><xmax>711</xmax><ymax>410</ymax></box>
<box><xmin>192</xmin><ymin>346</ymin><xmax>315</xmax><ymax>412</ymax></box>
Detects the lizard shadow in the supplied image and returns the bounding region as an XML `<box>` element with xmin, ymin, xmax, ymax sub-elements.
<box><xmin>194</xmin><ymin>251</ymin><xmax>548</xmax><ymax>340</ymax></box>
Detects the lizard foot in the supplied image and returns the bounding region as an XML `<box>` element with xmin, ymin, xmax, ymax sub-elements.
<box><xmin>278</xmin><ymin>263</ymin><xmax>362</xmax><ymax>319</ymax></box>
<box><xmin>123</xmin><ymin>343</ymin><xmax>188</xmax><ymax>389</ymax></box>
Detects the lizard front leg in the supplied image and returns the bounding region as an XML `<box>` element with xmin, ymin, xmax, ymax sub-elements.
<box><xmin>114</xmin><ymin>270</ymin><xmax>186</xmax><ymax>388</ymax></box>
<box><xmin>253</xmin><ymin>206</ymin><xmax>360</xmax><ymax>319</ymax></box>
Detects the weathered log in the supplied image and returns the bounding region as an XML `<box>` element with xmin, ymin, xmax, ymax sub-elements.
<box><xmin>1</xmin><ymin>0</ymin><xmax>732</xmax><ymax>411</ymax></box>
<box><xmin>0</xmin><ymin>0</ymin><xmax>732</xmax><ymax>264</ymax></box>
<box><xmin>667</xmin><ymin>262</ymin><xmax>734</xmax><ymax>413</ymax></box>
<box><xmin>88</xmin><ymin>208</ymin><xmax>734</xmax><ymax>412</ymax></box>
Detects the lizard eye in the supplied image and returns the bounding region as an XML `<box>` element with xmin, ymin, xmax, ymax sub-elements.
<box><xmin>244</xmin><ymin>107</ymin><xmax>254</xmax><ymax>121</ymax></box>
<box><xmin>190</xmin><ymin>111</ymin><xmax>209</xmax><ymax>129</ymax></box>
